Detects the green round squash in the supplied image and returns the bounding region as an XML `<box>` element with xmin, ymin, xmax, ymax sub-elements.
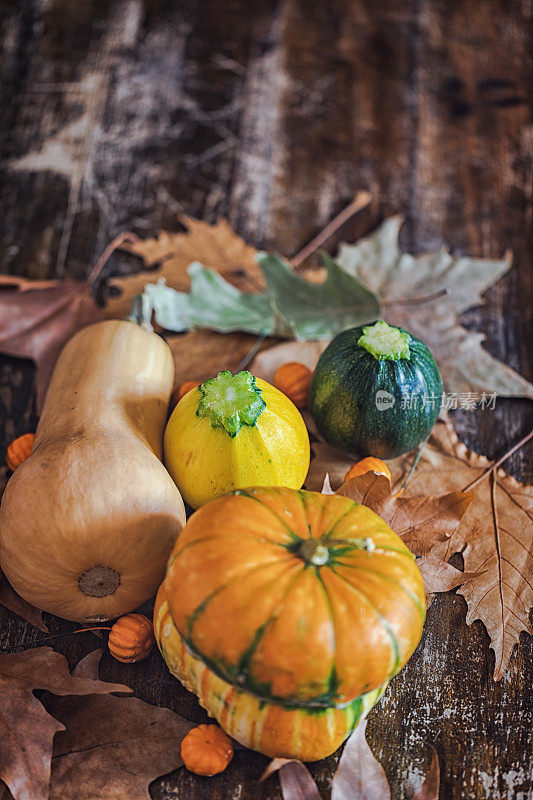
<box><xmin>309</xmin><ymin>320</ymin><xmax>443</xmax><ymax>459</ymax></box>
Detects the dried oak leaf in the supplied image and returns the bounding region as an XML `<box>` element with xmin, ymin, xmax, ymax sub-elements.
<box><xmin>337</xmin><ymin>472</ymin><xmax>473</xmax><ymax>556</ymax></box>
<box><xmin>0</xmin><ymin>570</ymin><xmax>48</xmax><ymax>633</ymax></box>
<box><xmin>45</xmin><ymin>649</ymin><xmax>196</xmax><ymax>800</ymax></box>
<box><xmin>0</xmin><ymin>646</ymin><xmax>130</xmax><ymax>800</ymax></box>
<box><xmin>106</xmin><ymin>215</ymin><xmax>264</xmax><ymax>320</ymax></box>
<box><xmin>0</xmin><ymin>276</ymin><xmax>103</xmax><ymax>412</ymax></box>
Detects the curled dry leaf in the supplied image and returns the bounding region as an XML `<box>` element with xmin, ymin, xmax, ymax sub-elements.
<box><xmin>261</xmin><ymin>758</ymin><xmax>322</xmax><ymax>800</ymax></box>
<box><xmin>331</xmin><ymin>720</ymin><xmax>391</xmax><ymax>800</ymax></box>
<box><xmin>0</xmin><ymin>647</ymin><xmax>130</xmax><ymax>800</ymax></box>
<box><xmin>45</xmin><ymin>650</ymin><xmax>196</xmax><ymax>800</ymax></box>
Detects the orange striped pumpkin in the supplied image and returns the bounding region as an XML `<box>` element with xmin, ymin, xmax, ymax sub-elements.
<box><xmin>154</xmin><ymin>486</ymin><xmax>425</xmax><ymax>760</ymax></box>
<box><xmin>108</xmin><ymin>613</ymin><xmax>154</xmax><ymax>663</ymax></box>
<box><xmin>6</xmin><ymin>433</ymin><xmax>35</xmax><ymax>472</ymax></box>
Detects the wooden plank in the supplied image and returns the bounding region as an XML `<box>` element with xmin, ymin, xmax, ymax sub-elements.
<box><xmin>0</xmin><ymin>0</ymin><xmax>531</xmax><ymax>798</ymax></box>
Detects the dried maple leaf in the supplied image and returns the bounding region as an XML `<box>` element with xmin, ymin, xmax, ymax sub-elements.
<box><xmin>0</xmin><ymin>277</ymin><xmax>103</xmax><ymax>412</ymax></box>
<box><xmin>0</xmin><ymin>647</ymin><xmax>130</xmax><ymax>800</ymax></box>
<box><xmin>0</xmin><ymin>571</ymin><xmax>48</xmax><ymax>633</ymax></box>
<box><xmin>306</xmin><ymin>416</ymin><xmax>532</xmax><ymax>677</ymax></box>
<box><xmin>106</xmin><ymin>215</ymin><xmax>264</xmax><ymax>320</ymax></box>
<box><xmin>45</xmin><ymin>650</ymin><xmax>195</xmax><ymax>800</ymax></box>
<box><xmin>337</xmin><ymin>472</ymin><xmax>472</xmax><ymax>556</ymax></box>
<box><xmin>337</xmin><ymin>216</ymin><xmax>533</xmax><ymax>399</ymax></box>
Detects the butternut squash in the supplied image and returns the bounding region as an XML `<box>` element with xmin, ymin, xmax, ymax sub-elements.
<box><xmin>0</xmin><ymin>320</ymin><xmax>186</xmax><ymax>622</ymax></box>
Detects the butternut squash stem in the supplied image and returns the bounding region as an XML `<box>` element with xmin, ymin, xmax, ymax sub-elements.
<box><xmin>0</xmin><ymin>626</ymin><xmax>112</xmax><ymax>653</ymax></box>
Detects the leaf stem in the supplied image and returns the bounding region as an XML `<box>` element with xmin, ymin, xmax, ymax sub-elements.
<box><xmin>0</xmin><ymin>626</ymin><xmax>112</xmax><ymax>654</ymax></box>
<box><xmin>462</xmin><ymin>427</ymin><xmax>533</xmax><ymax>492</ymax></box>
<box><xmin>290</xmin><ymin>191</ymin><xmax>372</xmax><ymax>268</ymax></box>
<box><xmin>87</xmin><ymin>231</ymin><xmax>140</xmax><ymax>287</ymax></box>
<box><xmin>394</xmin><ymin>433</ymin><xmax>431</xmax><ymax>497</ymax></box>
<box><xmin>383</xmin><ymin>288</ymin><xmax>449</xmax><ymax>306</ymax></box>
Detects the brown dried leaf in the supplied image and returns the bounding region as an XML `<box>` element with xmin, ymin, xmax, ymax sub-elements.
<box><xmin>107</xmin><ymin>215</ymin><xmax>264</xmax><ymax>320</ymax></box>
<box><xmin>0</xmin><ymin>571</ymin><xmax>48</xmax><ymax>633</ymax></box>
<box><xmin>411</xmin><ymin>745</ymin><xmax>440</xmax><ymax>800</ymax></box>
<box><xmin>387</xmin><ymin>421</ymin><xmax>533</xmax><ymax>678</ymax></box>
<box><xmin>260</xmin><ymin>759</ymin><xmax>322</xmax><ymax>800</ymax></box>
<box><xmin>0</xmin><ymin>647</ymin><xmax>130</xmax><ymax>800</ymax></box>
<box><xmin>167</xmin><ymin>329</ymin><xmax>268</xmax><ymax>391</ymax></box>
<box><xmin>45</xmin><ymin>650</ymin><xmax>195</xmax><ymax>800</ymax></box>
<box><xmin>331</xmin><ymin>720</ymin><xmax>391</xmax><ymax>800</ymax></box>
<box><xmin>337</xmin><ymin>472</ymin><xmax>472</xmax><ymax>556</ymax></box>
<box><xmin>310</xmin><ymin>417</ymin><xmax>532</xmax><ymax>677</ymax></box>
<box><xmin>0</xmin><ymin>278</ymin><xmax>103</xmax><ymax>412</ymax></box>
<box><xmin>417</xmin><ymin>555</ymin><xmax>477</xmax><ymax>594</ymax></box>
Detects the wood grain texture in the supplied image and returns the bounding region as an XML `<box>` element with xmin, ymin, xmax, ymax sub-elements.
<box><xmin>0</xmin><ymin>1</ymin><xmax>532</xmax><ymax>798</ymax></box>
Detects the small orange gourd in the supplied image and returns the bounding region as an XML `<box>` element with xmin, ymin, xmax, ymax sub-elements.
<box><xmin>108</xmin><ymin>613</ymin><xmax>155</xmax><ymax>663</ymax></box>
<box><xmin>274</xmin><ymin>361</ymin><xmax>313</xmax><ymax>409</ymax></box>
<box><xmin>6</xmin><ymin>434</ymin><xmax>35</xmax><ymax>472</ymax></box>
<box><xmin>180</xmin><ymin>724</ymin><xmax>233</xmax><ymax>776</ymax></box>
<box><xmin>345</xmin><ymin>456</ymin><xmax>391</xmax><ymax>483</ymax></box>
<box><xmin>171</xmin><ymin>380</ymin><xmax>200</xmax><ymax>409</ymax></box>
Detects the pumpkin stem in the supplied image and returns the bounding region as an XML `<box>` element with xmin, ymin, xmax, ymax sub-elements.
<box><xmin>196</xmin><ymin>370</ymin><xmax>266</xmax><ymax>437</ymax></box>
<box><xmin>299</xmin><ymin>539</ymin><xmax>330</xmax><ymax>565</ymax></box>
<box><xmin>357</xmin><ymin>320</ymin><xmax>411</xmax><ymax>361</ymax></box>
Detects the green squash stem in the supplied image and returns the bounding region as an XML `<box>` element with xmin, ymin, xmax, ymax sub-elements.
<box><xmin>196</xmin><ymin>370</ymin><xmax>266</xmax><ymax>437</ymax></box>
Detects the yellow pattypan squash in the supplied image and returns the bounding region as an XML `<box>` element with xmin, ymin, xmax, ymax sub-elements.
<box><xmin>164</xmin><ymin>370</ymin><xmax>310</xmax><ymax>508</ymax></box>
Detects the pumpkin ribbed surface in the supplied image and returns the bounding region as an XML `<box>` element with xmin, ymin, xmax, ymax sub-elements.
<box><xmin>154</xmin><ymin>585</ymin><xmax>384</xmax><ymax>760</ymax></box>
<box><xmin>108</xmin><ymin>613</ymin><xmax>155</xmax><ymax>663</ymax></box>
<box><xmin>6</xmin><ymin>433</ymin><xmax>35</xmax><ymax>472</ymax></box>
<box><xmin>163</xmin><ymin>487</ymin><xmax>425</xmax><ymax>707</ymax></box>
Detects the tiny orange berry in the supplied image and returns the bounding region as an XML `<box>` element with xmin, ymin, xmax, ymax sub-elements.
<box><xmin>181</xmin><ymin>724</ymin><xmax>233</xmax><ymax>776</ymax></box>
<box><xmin>170</xmin><ymin>380</ymin><xmax>200</xmax><ymax>409</ymax></box>
<box><xmin>344</xmin><ymin>456</ymin><xmax>391</xmax><ymax>483</ymax></box>
<box><xmin>274</xmin><ymin>362</ymin><xmax>313</xmax><ymax>409</ymax></box>
<box><xmin>108</xmin><ymin>613</ymin><xmax>155</xmax><ymax>663</ymax></box>
<box><xmin>6</xmin><ymin>433</ymin><xmax>35</xmax><ymax>472</ymax></box>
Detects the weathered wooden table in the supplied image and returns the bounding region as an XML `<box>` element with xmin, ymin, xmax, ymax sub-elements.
<box><xmin>1</xmin><ymin>2</ymin><xmax>532</xmax><ymax>798</ymax></box>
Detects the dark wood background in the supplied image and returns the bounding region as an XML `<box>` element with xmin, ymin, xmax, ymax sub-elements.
<box><xmin>1</xmin><ymin>1</ymin><xmax>532</xmax><ymax>798</ymax></box>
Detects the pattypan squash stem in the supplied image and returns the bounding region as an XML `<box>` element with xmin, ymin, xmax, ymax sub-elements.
<box><xmin>196</xmin><ymin>370</ymin><xmax>266</xmax><ymax>437</ymax></box>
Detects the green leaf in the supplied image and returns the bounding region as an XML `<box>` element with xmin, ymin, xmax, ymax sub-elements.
<box><xmin>258</xmin><ymin>253</ymin><xmax>380</xmax><ymax>339</ymax></box>
<box><xmin>140</xmin><ymin>254</ymin><xmax>380</xmax><ymax>340</ymax></box>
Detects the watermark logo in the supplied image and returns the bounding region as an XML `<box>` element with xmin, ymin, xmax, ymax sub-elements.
<box><xmin>375</xmin><ymin>390</ymin><xmax>395</xmax><ymax>411</ymax></box>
